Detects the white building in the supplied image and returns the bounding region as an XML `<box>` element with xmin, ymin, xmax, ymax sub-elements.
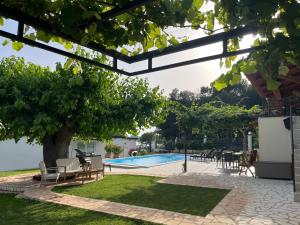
<box><xmin>0</xmin><ymin>136</ymin><xmax>138</xmax><ymax>171</ymax></box>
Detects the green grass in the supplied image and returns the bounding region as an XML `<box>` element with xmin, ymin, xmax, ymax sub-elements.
<box><xmin>0</xmin><ymin>169</ymin><xmax>39</xmax><ymax>177</ymax></box>
<box><xmin>53</xmin><ymin>175</ymin><xmax>230</xmax><ymax>216</ymax></box>
<box><xmin>0</xmin><ymin>194</ymin><xmax>158</xmax><ymax>225</ymax></box>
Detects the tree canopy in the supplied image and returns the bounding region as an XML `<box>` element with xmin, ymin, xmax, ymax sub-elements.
<box><xmin>158</xmin><ymin>85</ymin><xmax>262</xmax><ymax>150</ymax></box>
<box><xmin>0</xmin><ymin>56</ymin><xmax>165</xmax><ymax>166</ymax></box>
<box><xmin>140</xmin><ymin>132</ymin><xmax>155</xmax><ymax>151</ymax></box>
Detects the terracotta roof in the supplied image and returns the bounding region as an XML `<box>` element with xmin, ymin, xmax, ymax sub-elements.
<box><xmin>245</xmin><ymin>65</ymin><xmax>300</xmax><ymax>100</ymax></box>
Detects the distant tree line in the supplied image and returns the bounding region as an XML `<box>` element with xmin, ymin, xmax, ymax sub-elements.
<box><xmin>157</xmin><ymin>80</ymin><xmax>264</xmax><ymax>151</ymax></box>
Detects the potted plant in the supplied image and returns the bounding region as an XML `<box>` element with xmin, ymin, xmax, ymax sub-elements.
<box><xmin>111</xmin><ymin>145</ymin><xmax>123</xmax><ymax>158</ymax></box>
<box><xmin>104</xmin><ymin>143</ymin><xmax>113</xmax><ymax>158</ymax></box>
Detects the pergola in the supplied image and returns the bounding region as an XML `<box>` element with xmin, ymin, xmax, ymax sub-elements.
<box><xmin>0</xmin><ymin>1</ymin><xmax>262</xmax><ymax>76</ymax></box>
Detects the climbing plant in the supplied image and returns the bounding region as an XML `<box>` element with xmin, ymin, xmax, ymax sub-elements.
<box><xmin>0</xmin><ymin>1</ymin><xmax>299</xmax><ymax>89</ymax></box>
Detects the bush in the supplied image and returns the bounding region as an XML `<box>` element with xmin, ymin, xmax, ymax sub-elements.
<box><xmin>138</xmin><ymin>149</ymin><xmax>148</xmax><ymax>156</ymax></box>
<box><xmin>105</xmin><ymin>143</ymin><xmax>123</xmax><ymax>154</ymax></box>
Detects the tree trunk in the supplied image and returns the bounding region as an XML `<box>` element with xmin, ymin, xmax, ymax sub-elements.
<box><xmin>239</xmin><ymin>128</ymin><xmax>247</xmax><ymax>151</ymax></box>
<box><xmin>42</xmin><ymin>125</ymin><xmax>75</xmax><ymax>168</ymax></box>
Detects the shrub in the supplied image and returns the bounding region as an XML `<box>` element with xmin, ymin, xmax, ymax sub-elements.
<box><xmin>105</xmin><ymin>143</ymin><xmax>123</xmax><ymax>154</ymax></box>
<box><xmin>139</xmin><ymin>149</ymin><xmax>148</xmax><ymax>156</ymax></box>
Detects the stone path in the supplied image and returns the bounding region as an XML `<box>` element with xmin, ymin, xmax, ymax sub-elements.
<box><xmin>2</xmin><ymin>161</ymin><xmax>300</xmax><ymax>224</ymax></box>
<box><xmin>0</xmin><ymin>173</ymin><xmax>39</xmax><ymax>192</ymax></box>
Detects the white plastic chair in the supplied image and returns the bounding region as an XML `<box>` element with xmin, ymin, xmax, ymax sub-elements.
<box><xmin>39</xmin><ymin>161</ymin><xmax>61</xmax><ymax>186</ymax></box>
<box><xmin>90</xmin><ymin>156</ymin><xmax>105</xmax><ymax>180</ymax></box>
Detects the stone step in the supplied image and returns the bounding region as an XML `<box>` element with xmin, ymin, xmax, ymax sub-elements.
<box><xmin>295</xmin><ymin>192</ymin><xmax>300</xmax><ymax>202</ymax></box>
<box><xmin>295</xmin><ymin>154</ymin><xmax>300</xmax><ymax>161</ymax></box>
<box><xmin>293</xmin><ymin>129</ymin><xmax>300</xmax><ymax>134</ymax></box>
<box><xmin>296</xmin><ymin>182</ymin><xmax>300</xmax><ymax>192</ymax></box>
<box><xmin>294</xmin><ymin>141</ymin><xmax>300</xmax><ymax>146</ymax></box>
<box><xmin>295</xmin><ymin>167</ymin><xmax>300</xmax><ymax>174</ymax></box>
<box><xmin>295</xmin><ymin>175</ymin><xmax>300</xmax><ymax>183</ymax></box>
<box><xmin>294</xmin><ymin>159</ymin><xmax>300</xmax><ymax>164</ymax></box>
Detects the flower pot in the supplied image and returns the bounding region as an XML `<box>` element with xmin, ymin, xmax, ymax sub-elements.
<box><xmin>113</xmin><ymin>153</ymin><xmax>120</xmax><ymax>158</ymax></box>
<box><xmin>105</xmin><ymin>152</ymin><xmax>112</xmax><ymax>158</ymax></box>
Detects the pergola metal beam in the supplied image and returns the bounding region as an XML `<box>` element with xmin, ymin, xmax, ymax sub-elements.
<box><xmin>0</xmin><ymin>2</ymin><xmax>263</xmax><ymax>76</ymax></box>
<box><xmin>0</xmin><ymin>4</ymin><xmax>131</xmax><ymax>62</ymax></box>
<box><xmin>100</xmin><ymin>0</ymin><xmax>151</xmax><ymax>20</ymax></box>
<box><xmin>131</xmin><ymin>46</ymin><xmax>264</xmax><ymax>76</ymax></box>
<box><xmin>0</xmin><ymin>29</ymin><xmax>130</xmax><ymax>75</ymax></box>
<box><xmin>128</xmin><ymin>26</ymin><xmax>257</xmax><ymax>63</ymax></box>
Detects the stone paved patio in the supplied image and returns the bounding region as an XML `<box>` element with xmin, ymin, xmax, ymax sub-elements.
<box><xmin>1</xmin><ymin>160</ymin><xmax>300</xmax><ymax>224</ymax></box>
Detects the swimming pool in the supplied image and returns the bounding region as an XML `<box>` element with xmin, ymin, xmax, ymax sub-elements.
<box><xmin>104</xmin><ymin>154</ymin><xmax>187</xmax><ymax>167</ymax></box>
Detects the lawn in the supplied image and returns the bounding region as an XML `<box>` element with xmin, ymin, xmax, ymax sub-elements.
<box><xmin>0</xmin><ymin>169</ymin><xmax>39</xmax><ymax>177</ymax></box>
<box><xmin>0</xmin><ymin>194</ymin><xmax>158</xmax><ymax>225</ymax></box>
<box><xmin>53</xmin><ymin>174</ymin><xmax>230</xmax><ymax>216</ymax></box>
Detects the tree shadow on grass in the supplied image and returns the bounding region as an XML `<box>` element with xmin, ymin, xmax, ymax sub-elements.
<box><xmin>0</xmin><ymin>194</ymin><xmax>157</xmax><ymax>225</ymax></box>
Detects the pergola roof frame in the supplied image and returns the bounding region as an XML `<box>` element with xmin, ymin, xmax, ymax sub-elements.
<box><xmin>0</xmin><ymin>2</ymin><xmax>263</xmax><ymax>76</ymax></box>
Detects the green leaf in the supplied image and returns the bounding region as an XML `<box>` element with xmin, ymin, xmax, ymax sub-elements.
<box><xmin>88</xmin><ymin>23</ymin><xmax>97</xmax><ymax>34</ymax></box>
<box><xmin>0</xmin><ymin>17</ymin><xmax>4</xmax><ymax>26</ymax></box>
<box><xmin>278</xmin><ymin>64</ymin><xmax>289</xmax><ymax>76</ymax></box>
<box><xmin>240</xmin><ymin>61</ymin><xmax>257</xmax><ymax>74</ymax></box>
<box><xmin>72</xmin><ymin>66</ymin><xmax>80</xmax><ymax>75</ymax></box>
<box><xmin>213</xmin><ymin>80</ymin><xmax>227</xmax><ymax>91</ymax></box>
<box><xmin>294</xmin><ymin>18</ymin><xmax>300</xmax><ymax>29</ymax></box>
<box><xmin>182</xmin><ymin>0</ymin><xmax>193</xmax><ymax>10</ymax></box>
<box><xmin>64</xmin><ymin>58</ymin><xmax>73</xmax><ymax>69</ymax></box>
<box><xmin>252</xmin><ymin>38</ymin><xmax>260</xmax><ymax>47</ymax></box>
<box><xmin>193</xmin><ymin>0</ymin><xmax>204</xmax><ymax>9</ymax></box>
<box><xmin>229</xmin><ymin>73</ymin><xmax>241</xmax><ymax>85</ymax></box>
<box><xmin>12</xmin><ymin>42</ymin><xmax>24</xmax><ymax>51</ymax></box>
<box><xmin>64</xmin><ymin>42</ymin><xmax>73</xmax><ymax>50</ymax></box>
<box><xmin>266</xmin><ymin>79</ymin><xmax>280</xmax><ymax>91</ymax></box>
<box><xmin>94</xmin><ymin>12</ymin><xmax>101</xmax><ymax>20</ymax></box>
<box><xmin>36</xmin><ymin>30</ymin><xmax>51</xmax><ymax>43</ymax></box>
<box><xmin>207</xmin><ymin>11</ymin><xmax>214</xmax><ymax>31</ymax></box>
<box><xmin>24</xmin><ymin>33</ymin><xmax>36</xmax><ymax>41</ymax></box>
<box><xmin>2</xmin><ymin>39</ymin><xmax>9</xmax><ymax>46</ymax></box>
<box><xmin>168</xmin><ymin>37</ymin><xmax>179</xmax><ymax>45</ymax></box>
<box><xmin>120</xmin><ymin>48</ymin><xmax>129</xmax><ymax>55</ymax></box>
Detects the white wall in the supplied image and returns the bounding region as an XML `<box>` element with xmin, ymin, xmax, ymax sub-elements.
<box><xmin>113</xmin><ymin>138</ymin><xmax>138</xmax><ymax>157</ymax></box>
<box><xmin>0</xmin><ymin>138</ymin><xmax>43</xmax><ymax>171</ymax></box>
<box><xmin>258</xmin><ymin>117</ymin><xmax>292</xmax><ymax>162</ymax></box>
<box><xmin>69</xmin><ymin>138</ymin><xmax>138</xmax><ymax>158</ymax></box>
<box><xmin>0</xmin><ymin>137</ymin><xmax>138</xmax><ymax>171</ymax></box>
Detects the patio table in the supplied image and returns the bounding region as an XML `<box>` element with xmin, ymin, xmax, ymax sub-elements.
<box><xmin>221</xmin><ymin>151</ymin><xmax>244</xmax><ymax>168</ymax></box>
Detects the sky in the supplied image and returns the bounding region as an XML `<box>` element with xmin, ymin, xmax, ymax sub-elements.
<box><xmin>0</xmin><ymin>18</ymin><xmax>255</xmax><ymax>96</ymax></box>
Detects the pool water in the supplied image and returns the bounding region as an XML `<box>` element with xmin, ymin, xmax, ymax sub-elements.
<box><xmin>104</xmin><ymin>154</ymin><xmax>187</xmax><ymax>167</ymax></box>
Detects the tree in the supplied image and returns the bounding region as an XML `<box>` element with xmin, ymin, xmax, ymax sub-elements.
<box><xmin>0</xmin><ymin>57</ymin><xmax>164</xmax><ymax>167</ymax></box>
<box><xmin>140</xmin><ymin>132</ymin><xmax>155</xmax><ymax>152</ymax></box>
<box><xmin>205</xmin><ymin>104</ymin><xmax>262</xmax><ymax>150</ymax></box>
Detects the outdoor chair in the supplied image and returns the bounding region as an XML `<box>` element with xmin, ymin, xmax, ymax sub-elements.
<box><xmin>214</xmin><ymin>149</ymin><xmax>225</xmax><ymax>167</ymax></box>
<box><xmin>190</xmin><ymin>152</ymin><xmax>202</xmax><ymax>160</ymax></box>
<box><xmin>223</xmin><ymin>152</ymin><xmax>235</xmax><ymax>168</ymax></box>
<box><xmin>74</xmin><ymin>149</ymin><xmax>90</xmax><ymax>167</ymax></box>
<box><xmin>199</xmin><ymin>149</ymin><xmax>216</xmax><ymax>161</ymax></box>
<box><xmin>89</xmin><ymin>156</ymin><xmax>105</xmax><ymax>181</ymax></box>
<box><xmin>56</xmin><ymin>158</ymin><xmax>84</xmax><ymax>181</ymax></box>
<box><xmin>239</xmin><ymin>150</ymin><xmax>258</xmax><ymax>177</ymax></box>
<box><xmin>39</xmin><ymin>161</ymin><xmax>61</xmax><ymax>186</ymax></box>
